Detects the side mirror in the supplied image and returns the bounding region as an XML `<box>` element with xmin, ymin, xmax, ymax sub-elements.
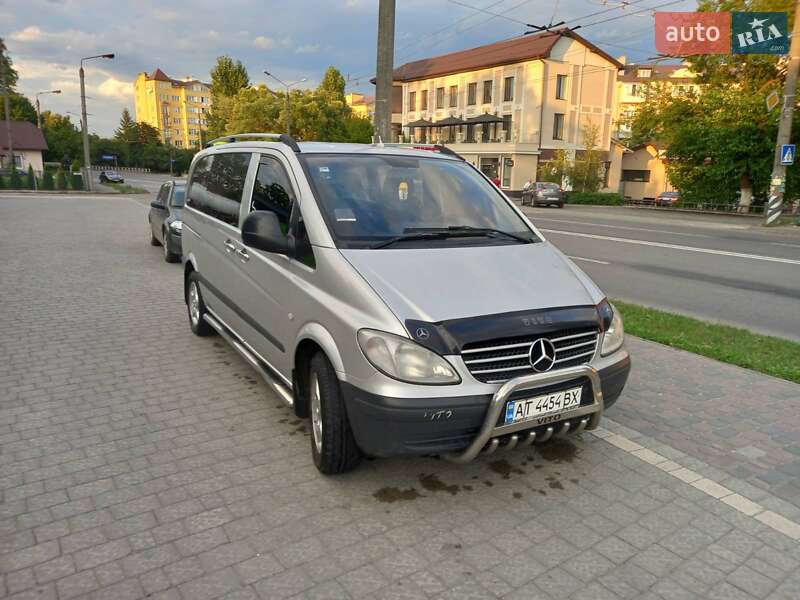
<box><xmin>150</xmin><ymin>201</ymin><xmax>164</xmax><ymax>209</ymax></box>
<box><xmin>242</xmin><ymin>210</ymin><xmax>291</xmax><ymax>255</ymax></box>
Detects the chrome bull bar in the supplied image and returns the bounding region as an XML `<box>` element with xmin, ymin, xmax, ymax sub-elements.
<box><xmin>445</xmin><ymin>364</ymin><xmax>603</xmax><ymax>463</ymax></box>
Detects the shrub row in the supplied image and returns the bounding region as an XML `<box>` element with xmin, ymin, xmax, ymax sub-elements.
<box><xmin>565</xmin><ymin>192</ymin><xmax>625</xmax><ymax>205</ymax></box>
<box><xmin>0</xmin><ymin>167</ymin><xmax>82</xmax><ymax>191</ymax></box>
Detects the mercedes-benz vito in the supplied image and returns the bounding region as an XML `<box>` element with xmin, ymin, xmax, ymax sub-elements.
<box><xmin>182</xmin><ymin>134</ymin><xmax>631</xmax><ymax>474</ymax></box>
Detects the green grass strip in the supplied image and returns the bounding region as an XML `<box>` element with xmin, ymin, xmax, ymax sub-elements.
<box><xmin>107</xmin><ymin>183</ymin><xmax>149</xmax><ymax>194</ymax></box>
<box><xmin>612</xmin><ymin>300</ymin><xmax>800</xmax><ymax>385</ymax></box>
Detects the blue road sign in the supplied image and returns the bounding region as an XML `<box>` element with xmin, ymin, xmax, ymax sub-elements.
<box><xmin>101</xmin><ymin>154</ymin><xmax>115</xmax><ymax>161</ymax></box>
<box><xmin>780</xmin><ymin>144</ymin><xmax>795</xmax><ymax>165</ymax></box>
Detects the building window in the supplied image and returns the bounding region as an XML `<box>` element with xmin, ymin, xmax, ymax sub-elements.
<box><xmin>622</xmin><ymin>169</ymin><xmax>651</xmax><ymax>182</ymax></box>
<box><xmin>502</xmin><ymin>114</ymin><xmax>512</xmax><ymax>141</ymax></box>
<box><xmin>174</xmin><ymin>107</ymin><xmax>180</xmax><ymax>113</ymax></box>
<box><xmin>631</xmin><ymin>84</ymin><xmax>642</xmax><ymax>96</ymax></box>
<box><xmin>171</xmin><ymin>95</ymin><xmax>180</xmax><ymax>101</ymax></box>
<box><xmin>556</xmin><ymin>74</ymin><xmax>567</xmax><ymax>100</ymax></box>
<box><xmin>467</xmin><ymin>82</ymin><xmax>477</xmax><ymax>105</ymax></box>
<box><xmin>176</xmin><ymin>140</ymin><xmax>183</xmax><ymax>147</ymax></box>
<box><xmin>420</xmin><ymin>89</ymin><xmax>428</xmax><ymax>111</ymax></box>
<box><xmin>553</xmin><ymin>113</ymin><xmax>565</xmax><ymax>140</ymax></box>
<box><xmin>637</xmin><ymin>68</ymin><xmax>652</xmax><ymax>78</ymax></box>
<box><xmin>503</xmin><ymin>76</ymin><xmax>514</xmax><ymax>102</ymax></box>
<box><xmin>482</xmin><ymin>80</ymin><xmax>492</xmax><ymax>104</ymax></box>
<box><xmin>435</xmin><ymin>87</ymin><xmax>445</xmax><ymax>109</ymax></box>
<box><xmin>408</xmin><ymin>91</ymin><xmax>416</xmax><ymax>112</ymax></box>
<box><xmin>160</xmin><ymin>94</ymin><xmax>169</xmax><ymax>101</ymax></box>
<box><xmin>502</xmin><ymin>158</ymin><xmax>512</xmax><ymax>188</ymax></box>
<box><xmin>449</xmin><ymin>85</ymin><xmax>458</xmax><ymax>107</ymax></box>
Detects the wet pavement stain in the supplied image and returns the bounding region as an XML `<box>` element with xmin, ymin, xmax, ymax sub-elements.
<box><xmin>463</xmin><ymin>485</ymin><xmax>473</xmax><ymax>491</ymax></box>
<box><xmin>512</xmin><ymin>491</ymin><xmax>523</xmax><ymax>499</ymax></box>
<box><xmin>483</xmin><ymin>480</ymin><xmax>494</xmax><ymax>487</ymax></box>
<box><xmin>213</xmin><ymin>342</ymin><xmax>223</xmax><ymax>348</ymax></box>
<box><xmin>546</xmin><ymin>475</ymin><xmax>564</xmax><ymax>490</ymax></box>
<box><xmin>537</xmin><ymin>489</ymin><xmax>547</xmax><ymax>496</ymax></box>
<box><xmin>373</xmin><ymin>487</ymin><xmax>421</xmax><ymax>503</ymax></box>
<box><xmin>570</xmin><ymin>478</ymin><xmax>579</xmax><ymax>485</ymax></box>
<box><xmin>419</xmin><ymin>473</ymin><xmax>459</xmax><ymax>495</ymax></box>
<box><xmin>488</xmin><ymin>459</ymin><xmax>525</xmax><ymax>479</ymax></box>
<box><xmin>537</xmin><ymin>439</ymin><xmax>579</xmax><ymax>463</ymax></box>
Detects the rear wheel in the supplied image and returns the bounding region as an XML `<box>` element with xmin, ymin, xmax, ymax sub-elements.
<box><xmin>186</xmin><ymin>273</ymin><xmax>214</xmax><ymax>336</ymax></box>
<box><xmin>309</xmin><ymin>352</ymin><xmax>361</xmax><ymax>475</ymax></box>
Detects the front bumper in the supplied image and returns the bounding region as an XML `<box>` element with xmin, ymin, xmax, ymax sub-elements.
<box><xmin>342</xmin><ymin>349</ymin><xmax>630</xmax><ymax>459</ymax></box>
<box><xmin>165</xmin><ymin>229</ymin><xmax>183</xmax><ymax>255</ymax></box>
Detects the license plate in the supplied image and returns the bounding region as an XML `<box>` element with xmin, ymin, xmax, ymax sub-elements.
<box><xmin>504</xmin><ymin>387</ymin><xmax>582</xmax><ymax>425</ymax></box>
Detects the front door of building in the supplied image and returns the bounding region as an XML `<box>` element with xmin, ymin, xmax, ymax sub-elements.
<box><xmin>479</xmin><ymin>157</ymin><xmax>499</xmax><ymax>180</ymax></box>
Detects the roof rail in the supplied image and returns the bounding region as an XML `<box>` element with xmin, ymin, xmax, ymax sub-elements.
<box><xmin>204</xmin><ymin>132</ymin><xmax>301</xmax><ymax>153</ymax></box>
<box><xmin>379</xmin><ymin>142</ymin><xmax>465</xmax><ymax>161</ymax></box>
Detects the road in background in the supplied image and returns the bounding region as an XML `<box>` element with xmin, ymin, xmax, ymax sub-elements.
<box><xmin>521</xmin><ymin>205</ymin><xmax>800</xmax><ymax>341</ymax></box>
<box><xmin>109</xmin><ymin>171</ymin><xmax>173</xmax><ymax>194</ymax></box>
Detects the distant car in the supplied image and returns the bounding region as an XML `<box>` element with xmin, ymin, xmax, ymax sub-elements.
<box><xmin>521</xmin><ymin>182</ymin><xmax>565</xmax><ymax>208</ymax></box>
<box><xmin>656</xmin><ymin>191</ymin><xmax>680</xmax><ymax>206</ymax></box>
<box><xmin>99</xmin><ymin>170</ymin><xmax>124</xmax><ymax>184</ymax></box>
<box><xmin>148</xmin><ymin>180</ymin><xmax>186</xmax><ymax>263</ymax></box>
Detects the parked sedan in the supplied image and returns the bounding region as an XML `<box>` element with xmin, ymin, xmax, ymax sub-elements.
<box><xmin>148</xmin><ymin>180</ymin><xmax>186</xmax><ymax>263</ymax></box>
<box><xmin>99</xmin><ymin>170</ymin><xmax>124</xmax><ymax>184</ymax></box>
<box><xmin>656</xmin><ymin>191</ymin><xmax>680</xmax><ymax>206</ymax></box>
<box><xmin>521</xmin><ymin>182</ymin><xmax>565</xmax><ymax>207</ymax></box>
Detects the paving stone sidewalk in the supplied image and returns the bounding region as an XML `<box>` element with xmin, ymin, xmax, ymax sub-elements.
<box><xmin>1</xmin><ymin>194</ymin><xmax>799</xmax><ymax>600</ymax></box>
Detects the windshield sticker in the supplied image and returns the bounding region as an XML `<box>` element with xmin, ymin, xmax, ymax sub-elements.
<box><xmin>319</xmin><ymin>166</ymin><xmax>330</xmax><ymax>172</ymax></box>
<box><xmin>334</xmin><ymin>208</ymin><xmax>357</xmax><ymax>222</ymax></box>
<box><xmin>398</xmin><ymin>181</ymin><xmax>409</xmax><ymax>201</ymax></box>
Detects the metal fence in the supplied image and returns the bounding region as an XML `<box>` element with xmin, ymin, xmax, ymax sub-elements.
<box><xmin>624</xmin><ymin>199</ymin><xmax>767</xmax><ymax>215</ymax></box>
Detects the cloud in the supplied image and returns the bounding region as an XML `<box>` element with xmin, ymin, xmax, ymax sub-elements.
<box><xmin>253</xmin><ymin>35</ymin><xmax>291</xmax><ymax>50</ymax></box>
<box><xmin>11</xmin><ymin>26</ymin><xmax>43</xmax><ymax>42</ymax></box>
<box><xmin>98</xmin><ymin>78</ymin><xmax>133</xmax><ymax>101</ymax></box>
<box><xmin>295</xmin><ymin>44</ymin><xmax>321</xmax><ymax>54</ymax></box>
<box><xmin>153</xmin><ymin>8</ymin><xmax>180</xmax><ymax>21</ymax></box>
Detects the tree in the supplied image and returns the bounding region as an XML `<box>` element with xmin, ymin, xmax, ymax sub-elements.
<box><xmin>318</xmin><ymin>67</ymin><xmax>346</xmax><ymax>103</ymax></box>
<box><xmin>70</xmin><ymin>159</ymin><xmax>83</xmax><ymax>190</ymax></box>
<box><xmin>210</xmin><ymin>56</ymin><xmax>250</xmax><ymax>97</ymax></box>
<box><xmin>568</xmin><ymin>124</ymin><xmax>604</xmax><ymax>193</ymax></box>
<box><xmin>341</xmin><ymin>116</ymin><xmax>373</xmax><ymax>143</ymax></box>
<box><xmin>114</xmin><ymin>108</ymin><xmax>137</xmax><ymax>144</ymax></box>
<box><xmin>42</xmin><ymin>170</ymin><xmax>54</xmax><ymax>190</ymax></box>
<box><xmin>55</xmin><ymin>168</ymin><xmax>66</xmax><ymax>190</ymax></box>
<box><xmin>6</xmin><ymin>94</ymin><xmax>36</xmax><ymax>123</ymax></box>
<box><xmin>26</xmin><ymin>164</ymin><xmax>35</xmax><ymax>189</ymax></box>
<box><xmin>9</xmin><ymin>166</ymin><xmax>21</xmax><ymax>189</ymax></box>
<box><xmin>0</xmin><ymin>37</ymin><xmax>19</xmax><ymax>91</ymax></box>
<box><xmin>41</xmin><ymin>111</ymin><xmax>82</xmax><ymax>164</ymax></box>
<box><xmin>539</xmin><ymin>149</ymin><xmax>571</xmax><ymax>186</ymax></box>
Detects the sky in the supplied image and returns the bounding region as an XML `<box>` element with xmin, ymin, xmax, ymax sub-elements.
<box><xmin>2</xmin><ymin>0</ymin><xmax>696</xmax><ymax>137</ymax></box>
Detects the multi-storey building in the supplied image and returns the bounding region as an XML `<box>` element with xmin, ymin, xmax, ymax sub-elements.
<box><xmin>392</xmin><ymin>29</ymin><xmax>623</xmax><ymax>193</ymax></box>
<box><xmin>615</xmin><ymin>62</ymin><xmax>700</xmax><ymax>138</ymax></box>
<box><xmin>133</xmin><ymin>69</ymin><xmax>211</xmax><ymax>149</ymax></box>
<box><xmin>345</xmin><ymin>92</ymin><xmax>375</xmax><ymax>120</ymax></box>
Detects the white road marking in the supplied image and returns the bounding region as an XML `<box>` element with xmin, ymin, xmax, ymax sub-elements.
<box><xmin>533</xmin><ymin>217</ymin><xmax>714</xmax><ymax>238</ymax></box>
<box><xmin>592</xmin><ymin>423</ymin><xmax>800</xmax><ymax>541</ymax></box>
<box><xmin>541</xmin><ymin>228</ymin><xmax>800</xmax><ymax>266</ymax></box>
<box><xmin>770</xmin><ymin>241</ymin><xmax>800</xmax><ymax>249</ymax></box>
<box><xmin>568</xmin><ymin>255</ymin><xmax>610</xmax><ymax>265</ymax></box>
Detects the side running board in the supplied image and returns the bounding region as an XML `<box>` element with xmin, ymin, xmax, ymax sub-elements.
<box><xmin>203</xmin><ymin>311</ymin><xmax>294</xmax><ymax>407</ymax></box>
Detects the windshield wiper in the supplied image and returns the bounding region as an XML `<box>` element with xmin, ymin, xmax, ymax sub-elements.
<box><xmin>370</xmin><ymin>226</ymin><xmax>534</xmax><ymax>249</ymax></box>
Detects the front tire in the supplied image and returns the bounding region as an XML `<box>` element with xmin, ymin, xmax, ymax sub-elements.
<box><xmin>309</xmin><ymin>352</ymin><xmax>361</xmax><ymax>475</ymax></box>
<box><xmin>163</xmin><ymin>230</ymin><xmax>180</xmax><ymax>263</ymax></box>
<box><xmin>186</xmin><ymin>273</ymin><xmax>215</xmax><ymax>336</ymax></box>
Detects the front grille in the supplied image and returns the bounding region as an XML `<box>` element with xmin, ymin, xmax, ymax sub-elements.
<box><xmin>461</xmin><ymin>327</ymin><xmax>599</xmax><ymax>384</ymax></box>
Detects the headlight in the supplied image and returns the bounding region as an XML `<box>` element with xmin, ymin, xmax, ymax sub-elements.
<box><xmin>169</xmin><ymin>220</ymin><xmax>183</xmax><ymax>233</ymax></box>
<box><xmin>598</xmin><ymin>300</ymin><xmax>624</xmax><ymax>356</ymax></box>
<box><xmin>357</xmin><ymin>329</ymin><xmax>461</xmax><ymax>385</ymax></box>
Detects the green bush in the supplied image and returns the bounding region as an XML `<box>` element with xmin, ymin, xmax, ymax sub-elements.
<box><xmin>26</xmin><ymin>165</ymin><xmax>35</xmax><ymax>189</ymax></box>
<box><xmin>565</xmin><ymin>191</ymin><xmax>624</xmax><ymax>206</ymax></box>
<box><xmin>0</xmin><ymin>174</ymin><xmax>5</xmax><ymax>189</ymax></box>
<box><xmin>55</xmin><ymin>168</ymin><xmax>67</xmax><ymax>190</ymax></box>
<box><xmin>9</xmin><ymin>167</ymin><xmax>22</xmax><ymax>189</ymax></box>
<box><xmin>42</xmin><ymin>170</ymin><xmax>54</xmax><ymax>190</ymax></box>
<box><xmin>70</xmin><ymin>172</ymin><xmax>83</xmax><ymax>190</ymax></box>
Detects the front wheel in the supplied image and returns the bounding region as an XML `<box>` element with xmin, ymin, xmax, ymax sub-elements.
<box><xmin>309</xmin><ymin>352</ymin><xmax>361</xmax><ymax>475</ymax></box>
<box><xmin>186</xmin><ymin>273</ymin><xmax>215</xmax><ymax>336</ymax></box>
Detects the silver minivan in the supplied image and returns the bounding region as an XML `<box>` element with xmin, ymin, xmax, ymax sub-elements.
<box><xmin>182</xmin><ymin>134</ymin><xmax>631</xmax><ymax>474</ymax></box>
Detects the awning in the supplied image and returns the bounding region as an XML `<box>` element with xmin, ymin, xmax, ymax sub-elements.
<box><xmin>466</xmin><ymin>113</ymin><xmax>504</xmax><ymax>124</ymax></box>
<box><xmin>432</xmin><ymin>116</ymin><xmax>466</xmax><ymax>127</ymax></box>
<box><xmin>405</xmin><ymin>118</ymin><xmax>434</xmax><ymax>128</ymax></box>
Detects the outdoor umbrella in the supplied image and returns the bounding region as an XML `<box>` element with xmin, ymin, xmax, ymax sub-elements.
<box><xmin>467</xmin><ymin>112</ymin><xmax>504</xmax><ymax>141</ymax></box>
<box><xmin>432</xmin><ymin>115</ymin><xmax>466</xmax><ymax>143</ymax></box>
<box><xmin>405</xmin><ymin>118</ymin><xmax>434</xmax><ymax>142</ymax></box>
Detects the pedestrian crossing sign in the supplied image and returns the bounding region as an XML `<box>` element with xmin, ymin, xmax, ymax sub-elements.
<box><xmin>780</xmin><ymin>144</ymin><xmax>795</xmax><ymax>165</ymax></box>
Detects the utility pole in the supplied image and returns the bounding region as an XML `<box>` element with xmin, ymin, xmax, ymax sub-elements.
<box><xmin>79</xmin><ymin>53</ymin><xmax>114</xmax><ymax>192</ymax></box>
<box><xmin>263</xmin><ymin>71</ymin><xmax>308</xmax><ymax>137</ymax></box>
<box><xmin>374</xmin><ymin>0</ymin><xmax>396</xmax><ymax>143</ymax></box>
<box><xmin>766</xmin><ymin>1</ymin><xmax>800</xmax><ymax>225</ymax></box>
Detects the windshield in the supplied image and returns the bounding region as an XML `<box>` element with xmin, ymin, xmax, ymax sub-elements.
<box><xmin>302</xmin><ymin>154</ymin><xmax>538</xmax><ymax>248</ymax></box>
<box><xmin>172</xmin><ymin>186</ymin><xmax>186</xmax><ymax>207</ymax></box>
<box><xmin>538</xmin><ymin>183</ymin><xmax>560</xmax><ymax>191</ymax></box>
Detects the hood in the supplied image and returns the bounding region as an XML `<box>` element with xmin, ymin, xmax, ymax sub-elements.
<box><xmin>341</xmin><ymin>241</ymin><xmax>603</xmax><ymax>324</ymax></box>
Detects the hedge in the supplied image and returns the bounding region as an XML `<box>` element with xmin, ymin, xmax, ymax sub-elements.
<box><xmin>565</xmin><ymin>192</ymin><xmax>625</xmax><ymax>206</ymax></box>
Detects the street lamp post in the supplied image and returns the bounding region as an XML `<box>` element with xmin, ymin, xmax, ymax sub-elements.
<box><xmin>263</xmin><ymin>71</ymin><xmax>307</xmax><ymax>137</ymax></box>
<box><xmin>80</xmin><ymin>53</ymin><xmax>114</xmax><ymax>191</ymax></box>
<box><xmin>35</xmin><ymin>90</ymin><xmax>61</xmax><ymax>129</ymax></box>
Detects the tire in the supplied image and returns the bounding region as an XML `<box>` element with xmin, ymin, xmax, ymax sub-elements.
<box><xmin>186</xmin><ymin>273</ymin><xmax>215</xmax><ymax>337</ymax></box>
<box><xmin>150</xmin><ymin>230</ymin><xmax>161</xmax><ymax>246</ymax></box>
<box><xmin>557</xmin><ymin>202</ymin><xmax>564</xmax><ymax>209</ymax></box>
<box><xmin>309</xmin><ymin>352</ymin><xmax>361</xmax><ymax>475</ymax></box>
<box><xmin>163</xmin><ymin>229</ymin><xmax>180</xmax><ymax>263</ymax></box>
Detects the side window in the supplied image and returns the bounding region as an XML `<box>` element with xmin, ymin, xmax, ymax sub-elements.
<box><xmin>187</xmin><ymin>152</ymin><xmax>250</xmax><ymax>227</ymax></box>
<box><xmin>250</xmin><ymin>157</ymin><xmax>295</xmax><ymax>235</ymax></box>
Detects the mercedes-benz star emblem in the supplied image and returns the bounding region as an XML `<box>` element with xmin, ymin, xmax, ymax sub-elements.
<box><xmin>529</xmin><ymin>338</ymin><xmax>556</xmax><ymax>372</ymax></box>
<box><xmin>415</xmin><ymin>327</ymin><xmax>430</xmax><ymax>340</ymax></box>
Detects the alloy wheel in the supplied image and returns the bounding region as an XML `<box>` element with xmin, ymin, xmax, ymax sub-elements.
<box><xmin>188</xmin><ymin>281</ymin><xmax>200</xmax><ymax>326</ymax></box>
<box><xmin>310</xmin><ymin>373</ymin><xmax>323</xmax><ymax>454</ymax></box>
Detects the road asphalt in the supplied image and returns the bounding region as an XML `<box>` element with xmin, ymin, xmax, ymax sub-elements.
<box><xmin>519</xmin><ymin>205</ymin><xmax>800</xmax><ymax>341</ymax></box>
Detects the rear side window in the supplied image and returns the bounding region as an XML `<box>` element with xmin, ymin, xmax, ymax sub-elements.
<box><xmin>250</xmin><ymin>157</ymin><xmax>295</xmax><ymax>235</ymax></box>
<box><xmin>187</xmin><ymin>152</ymin><xmax>251</xmax><ymax>227</ymax></box>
